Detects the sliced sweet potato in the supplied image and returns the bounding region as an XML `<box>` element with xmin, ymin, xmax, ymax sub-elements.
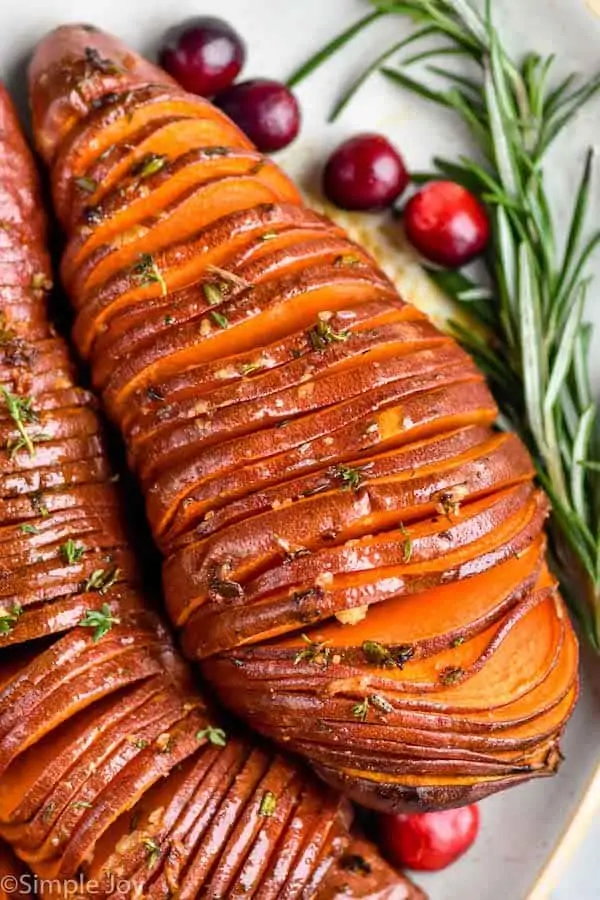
<box><xmin>28</xmin><ymin>22</ymin><xmax>579</xmax><ymax>825</ymax></box>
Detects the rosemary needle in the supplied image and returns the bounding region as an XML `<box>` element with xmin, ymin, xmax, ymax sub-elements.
<box><xmin>290</xmin><ymin>0</ymin><xmax>600</xmax><ymax>649</ymax></box>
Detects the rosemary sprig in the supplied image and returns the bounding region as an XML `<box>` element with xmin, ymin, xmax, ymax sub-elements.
<box><xmin>290</xmin><ymin>0</ymin><xmax>600</xmax><ymax>649</ymax></box>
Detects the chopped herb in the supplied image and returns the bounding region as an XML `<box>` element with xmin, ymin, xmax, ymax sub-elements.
<box><xmin>132</xmin><ymin>253</ymin><xmax>167</xmax><ymax>297</ymax></box>
<box><xmin>400</xmin><ymin>524</ymin><xmax>413</xmax><ymax>563</ymax></box>
<box><xmin>330</xmin><ymin>464</ymin><xmax>365</xmax><ymax>491</ymax></box>
<box><xmin>307</xmin><ymin>320</ymin><xmax>349</xmax><ymax>351</ymax></box>
<box><xmin>370</xmin><ymin>694</ymin><xmax>394</xmax><ymax>714</ymax></box>
<box><xmin>30</xmin><ymin>490</ymin><xmax>49</xmax><ymax>517</ymax></box>
<box><xmin>0</xmin><ymin>387</ymin><xmax>43</xmax><ymax>458</ymax></box>
<box><xmin>340</xmin><ymin>854</ymin><xmax>372</xmax><ymax>876</ymax></box>
<box><xmin>42</xmin><ymin>801</ymin><xmax>56</xmax><ymax>823</ymax></box>
<box><xmin>203</xmin><ymin>282</ymin><xmax>225</xmax><ymax>306</ymax></box>
<box><xmin>352</xmin><ymin>698</ymin><xmax>370</xmax><ymax>721</ymax></box>
<box><xmin>258</xmin><ymin>791</ymin><xmax>277</xmax><ymax>817</ymax></box>
<box><xmin>451</xmin><ymin>636</ymin><xmax>465</xmax><ymax>648</ymax></box>
<box><xmin>74</xmin><ymin>176</ymin><xmax>98</xmax><ymax>194</ymax></box>
<box><xmin>395</xmin><ymin>644</ymin><xmax>415</xmax><ymax>668</ymax></box>
<box><xmin>146</xmin><ymin>386</ymin><xmax>165</xmax><ymax>402</ymax></box>
<box><xmin>6</xmin><ymin>430</ymin><xmax>50</xmax><ymax>459</ymax></box>
<box><xmin>440</xmin><ymin>666</ymin><xmax>464</xmax><ymax>686</ymax></box>
<box><xmin>134</xmin><ymin>154</ymin><xmax>167</xmax><ymax>178</ymax></box>
<box><xmin>143</xmin><ymin>838</ymin><xmax>161</xmax><ymax>868</ymax></box>
<box><xmin>361</xmin><ymin>640</ymin><xmax>394</xmax><ymax>668</ymax></box>
<box><xmin>203</xmin><ymin>146</ymin><xmax>231</xmax><ymax>157</ymax></box>
<box><xmin>84</xmin><ymin>46</ymin><xmax>123</xmax><ymax>75</ymax></box>
<box><xmin>83</xmin><ymin>565</ymin><xmax>121</xmax><ymax>594</ymax></box>
<box><xmin>20</xmin><ymin>523</ymin><xmax>40</xmax><ymax>534</ymax></box>
<box><xmin>294</xmin><ymin>633</ymin><xmax>331</xmax><ymax>667</ymax></box>
<box><xmin>210</xmin><ymin>310</ymin><xmax>229</xmax><ymax>329</ymax></box>
<box><xmin>240</xmin><ymin>360</ymin><xmax>263</xmax><ymax>376</ymax></box>
<box><xmin>333</xmin><ymin>254</ymin><xmax>360</xmax><ymax>267</ymax></box>
<box><xmin>79</xmin><ymin>602</ymin><xmax>120</xmax><ymax>641</ymax></box>
<box><xmin>196</xmin><ymin>725</ymin><xmax>228</xmax><ymax>747</ymax></box>
<box><xmin>0</xmin><ymin>603</ymin><xmax>23</xmax><ymax>635</ymax></box>
<box><xmin>260</xmin><ymin>230</ymin><xmax>278</xmax><ymax>241</ymax></box>
<box><xmin>71</xmin><ymin>800</ymin><xmax>93</xmax><ymax>810</ymax></box>
<box><xmin>134</xmin><ymin>738</ymin><xmax>148</xmax><ymax>750</ymax></box>
<box><xmin>60</xmin><ymin>539</ymin><xmax>85</xmax><ymax>565</ymax></box>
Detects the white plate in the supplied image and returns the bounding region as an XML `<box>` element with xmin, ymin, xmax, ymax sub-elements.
<box><xmin>1</xmin><ymin>1</ymin><xmax>600</xmax><ymax>898</ymax></box>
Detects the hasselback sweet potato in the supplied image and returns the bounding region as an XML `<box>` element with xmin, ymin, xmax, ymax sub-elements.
<box><xmin>29</xmin><ymin>25</ymin><xmax>579</xmax><ymax>813</ymax></box>
<box><xmin>0</xmin><ymin>82</ymin><xmax>422</xmax><ymax>898</ymax></box>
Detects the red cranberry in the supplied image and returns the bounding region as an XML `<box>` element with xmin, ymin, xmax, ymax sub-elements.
<box><xmin>214</xmin><ymin>79</ymin><xmax>301</xmax><ymax>153</ymax></box>
<box><xmin>379</xmin><ymin>805</ymin><xmax>480</xmax><ymax>871</ymax></box>
<box><xmin>403</xmin><ymin>181</ymin><xmax>489</xmax><ymax>267</ymax></box>
<box><xmin>323</xmin><ymin>133</ymin><xmax>409</xmax><ymax>211</ymax></box>
<box><xmin>159</xmin><ymin>17</ymin><xmax>245</xmax><ymax>97</ymax></box>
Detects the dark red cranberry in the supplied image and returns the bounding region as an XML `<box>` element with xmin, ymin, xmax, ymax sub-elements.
<box><xmin>379</xmin><ymin>805</ymin><xmax>480</xmax><ymax>871</ymax></box>
<box><xmin>323</xmin><ymin>133</ymin><xmax>409</xmax><ymax>211</ymax></box>
<box><xmin>403</xmin><ymin>181</ymin><xmax>490</xmax><ymax>267</ymax></box>
<box><xmin>159</xmin><ymin>17</ymin><xmax>245</xmax><ymax>97</ymax></box>
<box><xmin>214</xmin><ymin>79</ymin><xmax>301</xmax><ymax>153</ymax></box>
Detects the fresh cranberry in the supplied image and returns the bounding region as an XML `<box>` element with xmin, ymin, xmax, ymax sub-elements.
<box><xmin>403</xmin><ymin>181</ymin><xmax>489</xmax><ymax>267</ymax></box>
<box><xmin>159</xmin><ymin>17</ymin><xmax>246</xmax><ymax>97</ymax></box>
<box><xmin>379</xmin><ymin>805</ymin><xmax>480</xmax><ymax>871</ymax></box>
<box><xmin>323</xmin><ymin>133</ymin><xmax>409</xmax><ymax>211</ymax></box>
<box><xmin>214</xmin><ymin>79</ymin><xmax>300</xmax><ymax>152</ymax></box>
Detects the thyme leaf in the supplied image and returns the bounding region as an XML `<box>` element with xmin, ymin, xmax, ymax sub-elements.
<box><xmin>258</xmin><ymin>791</ymin><xmax>277</xmax><ymax>817</ymax></box>
<box><xmin>143</xmin><ymin>838</ymin><xmax>161</xmax><ymax>868</ymax></box>
<box><xmin>307</xmin><ymin>320</ymin><xmax>350</xmax><ymax>351</ymax></box>
<box><xmin>60</xmin><ymin>539</ymin><xmax>85</xmax><ymax>564</ymax></box>
<box><xmin>210</xmin><ymin>310</ymin><xmax>229</xmax><ymax>329</ymax></box>
<box><xmin>132</xmin><ymin>253</ymin><xmax>167</xmax><ymax>297</ymax></box>
<box><xmin>83</xmin><ymin>565</ymin><xmax>121</xmax><ymax>594</ymax></box>
<box><xmin>0</xmin><ymin>387</ymin><xmax>48</xmax><ymax>458</ymax></box>
<box><xmin>293</xmin><ymin>633</ymin><xmax>332</xmax><ymax>667</ymax></box>
<box><xmin>330</xmin><ymin>463</ymin><xmax>366</xmax><ymax>491</ymax></box>
<box><xmin>79</xmin><ymin>602</ymin><xmax>120</xmax><ymax>641</ymax></box>
<box><xmin>196</xmin><ymin>725</ymin><xmax>228</xmax><ymax>747</ymax></box>
<box><xmin>352</xmin><ymin>698</ymin><xmax>370</xmax><ymax>721</ymax></box>
<box><xmin>0</xmin><ymin>602</ymin><xmax>23</xmax><ymax>635</ymax></box>
<box><xmin>134</xmin><ymin>153</ymin><xmax>167</xmax><ymax>178</ymax></box>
